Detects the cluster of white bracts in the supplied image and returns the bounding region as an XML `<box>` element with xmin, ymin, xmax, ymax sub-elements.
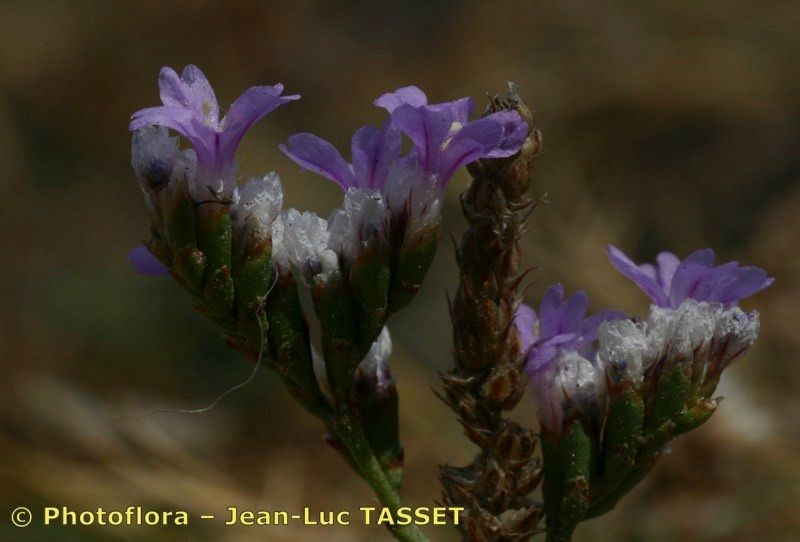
<box><xmin>132</xmin><ymin>124</ymin><xmax>439</xmax><ymax>286</ymax></box>
<box><xmin>599</xmin><ymin>299</ymin><xmax>760</xmax><ymax>383</ymax></box>
<box><xmin>536</xmin><ymin>300</ymin><xmax>760</xmax><ymax>433</ymax></box>
<box><xmin>271</xmin><ymin>208</ymin><xmax>339</xmax><ymax>282</ymax></box>
<box><xmin>231</xmin><ymin>181</ymin><xmax>395</xmax><ymax>284</ymax></box>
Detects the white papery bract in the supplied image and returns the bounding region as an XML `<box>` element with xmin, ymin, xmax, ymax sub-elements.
<box><xmin>131</xmin><ymin>126</ymin><xmax>197</xmax><ymax>209</ymax></box>
<box><xmin>328</xmin><ymin>187</ymin><xmax>390</xmax><ymax>265</ymax></box>
<box><xmin>598</xmin><ymin>318</ymin><xmax>649</xmax><ymax>384</ymax></box>
<box><xmin>272</xmin><ymin>208</ymin><xmax>339</xmax><ymax>282</ymax></box>
<box><xmin>231</xmin><ymin>172</ymin><xmax>283</xmax><ymax>241</ymax></box>
<box><xmin>713</xmin><ymin>306</ymin><xmax>760</xmax><ymax>363</ymax></box>
<box><xmin>533</xmin><ymin>350</ymin><xmax>604</xmax><ymax>435</ymax></box>
<box><xmin>647</xmin><ymin>300</ymin><xmax>721</xmax><ymax>360</ymax></box>
<box><xmin>383</xmin><ymin>159</ymin><xmax>443</xmax><ymax>236</ymax></box>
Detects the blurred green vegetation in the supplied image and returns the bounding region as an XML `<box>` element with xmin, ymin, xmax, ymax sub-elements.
<box><xmin>1</xmin><ymin>1</ymin><xmax>798</xmax><ymax>541</ymax></box>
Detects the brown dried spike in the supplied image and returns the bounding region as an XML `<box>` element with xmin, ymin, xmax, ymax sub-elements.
<box><xmin>439</xmin><ymin>86</ymin><xmax>543</xmax><ymax>541</ymax></box>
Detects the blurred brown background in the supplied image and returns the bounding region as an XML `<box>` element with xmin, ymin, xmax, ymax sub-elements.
<box><xmin>1</xmin><ymin>1</ymin><xmax>799</xmax><ymax>541</ymax></box>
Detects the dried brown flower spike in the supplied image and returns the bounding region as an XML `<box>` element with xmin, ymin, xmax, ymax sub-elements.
<box><xmin>440</xmin><ymin>84</ymin><xmax>545</xmax><ymax>541</ymax></box>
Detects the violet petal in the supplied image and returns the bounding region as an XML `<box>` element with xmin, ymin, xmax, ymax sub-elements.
<box><xmin>350</xmin><ymin>122</ymin><xmax>402</xmax><ymax>190</ymax></box>
<box><xmin>390</xmin><ymin>103</ymin><xmax>453</xmax><ymax>172</ymax></box>
<box><xmin>515</xmin><ymin>304</ymin><xmax>538</xmax><ymax>351</ymax></box>
<box><xmin>280</xmin><ymin>133</ymin><xmax>356</xmax><ymax>190</ymax></box>
<box><xmin>482</xmin><ymin>110</ymin><xmax>529</xmax><ymax>159</ymax></box>
<box><xmin>607</xmin><ymin>245</ymin><xmax>669</xmax><ymax>306</ymax></box>
<box><xmin>439</xmin><ymin>116</ymin><xmax>506</xmax><ymax>181</ymax></box>
<box><xmin>374</xmin><ymin>86</ymin><xmax>428</xmax><ymax>113</ymax></box>
<box><xmin>128</xmin><ymin>245</ymin><xmax>169</xmax><ymax>276</ymax></box>
<box><xmin>219</xmin><ymin>85</ymin><xmax>300</xmax><ymax>167</ymax></box>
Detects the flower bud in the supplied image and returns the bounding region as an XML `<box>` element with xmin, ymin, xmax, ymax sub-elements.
<box><xmin>131</xmin><ymin>126</ymin><xmax>194</xmax><ymax>200</ymax></box>
<box><xmin>231</xmin><ymin>172</ymin><xmax>283</xmax><ymax>247</ymax></box>
<box><xmin>477</xmin><ymin>83</ymin><xmax>541</xmax><ymax>195</ymax></box>
<box><xmin>354</xmin><ymin>327</ymin><xmax>403</xmax><ymax>489</ymax></box>
<box><xmin>532</xmin><ymin>351</ymin><xmax>604</xmax><ymax>438</ymax></box>
<box><xmin>595</xmin><ymin>320</ymin><xmax>646</xmax><ymax>495</ymax></box>
<box><xmin>328</xmin><ymin>188</ymin><xmax>389</xmax><ymax>266</ymax></box>
<box><xmin>272</xmin><ymin>210</ymin><xmax>363</xmax><ymax>400</ymax></box>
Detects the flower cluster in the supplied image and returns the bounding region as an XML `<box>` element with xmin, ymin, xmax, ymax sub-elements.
<box><xmin>516</xmin><ymin>285</ymin><xmax>624</xmax><ymax>434</ymax></box>
<box><xmin>278</xmin><ymin>85</ymin><xmax>528</xmax><ymax>309</ymax></box>
<box><xmin>130</xmin><ymin>65</ymin><xmax>298</xmax><ymax>195</ymax></box>
<box><xmin>128</xmin><ymin>65</ymin><xmax>774</xmax><ymax>542</ymax></box>
<box><xmin>518</xmin><ymin>246</ymin><xmax>772</xmax><ymax>438</ymax></box>
<box><xmin>516</xmin><ymin>246</ymin><xmax>772</xmax><ymax>539</ymax></box>
<box><xmin>127</xmin><ymin>66</ymin><xmax>530</xmax><ymax>507</ymax></box>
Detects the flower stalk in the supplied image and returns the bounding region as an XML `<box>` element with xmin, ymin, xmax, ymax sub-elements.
<box><xmin>329</xmin><ymin>411</ymin><xmax>429</xmax><ymax>542</ymax></box>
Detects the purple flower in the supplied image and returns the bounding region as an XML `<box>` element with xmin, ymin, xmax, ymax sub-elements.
<box><xmin>517</xmin><ymin>285</ymin><xmax>624</xmax><ymax>435</ymax></box>
<box><xmin>128</xmin><ymin>245</ymin><xmax>169</xmax><ymax>276</ymax></box>
<box><xmin>281</xmin><ymin>86</ymin><xmax>528</xmax><ymax>195</ymax></box>
<box><xmin>375</xmin><ymin>86</ymin><xmax>528</xmax><ymax>186</ymax></box>
<box><xmin>279</xmin><ymin>121</ymin><xmax>402</xmax><ymax>191</ymax></box>
<box><xmin>516</xmin><ymin>284</ymin><xmax>624</xmax><ymax>373</ymax></box>
<box><xmin>130</xmin><ymin>65</ymin><xmax>299</xmax><ymax>181</ymax></box>
<box><xmin>607</xmin><ymin>245</ymin><xmax>774</xmax><ymax>308</ymax></box>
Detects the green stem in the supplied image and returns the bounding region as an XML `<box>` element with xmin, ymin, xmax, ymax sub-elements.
<box><xmin>330</xmin><ymin>412</ymin><xmax>429</xmax><ymax>542</ymax></box>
